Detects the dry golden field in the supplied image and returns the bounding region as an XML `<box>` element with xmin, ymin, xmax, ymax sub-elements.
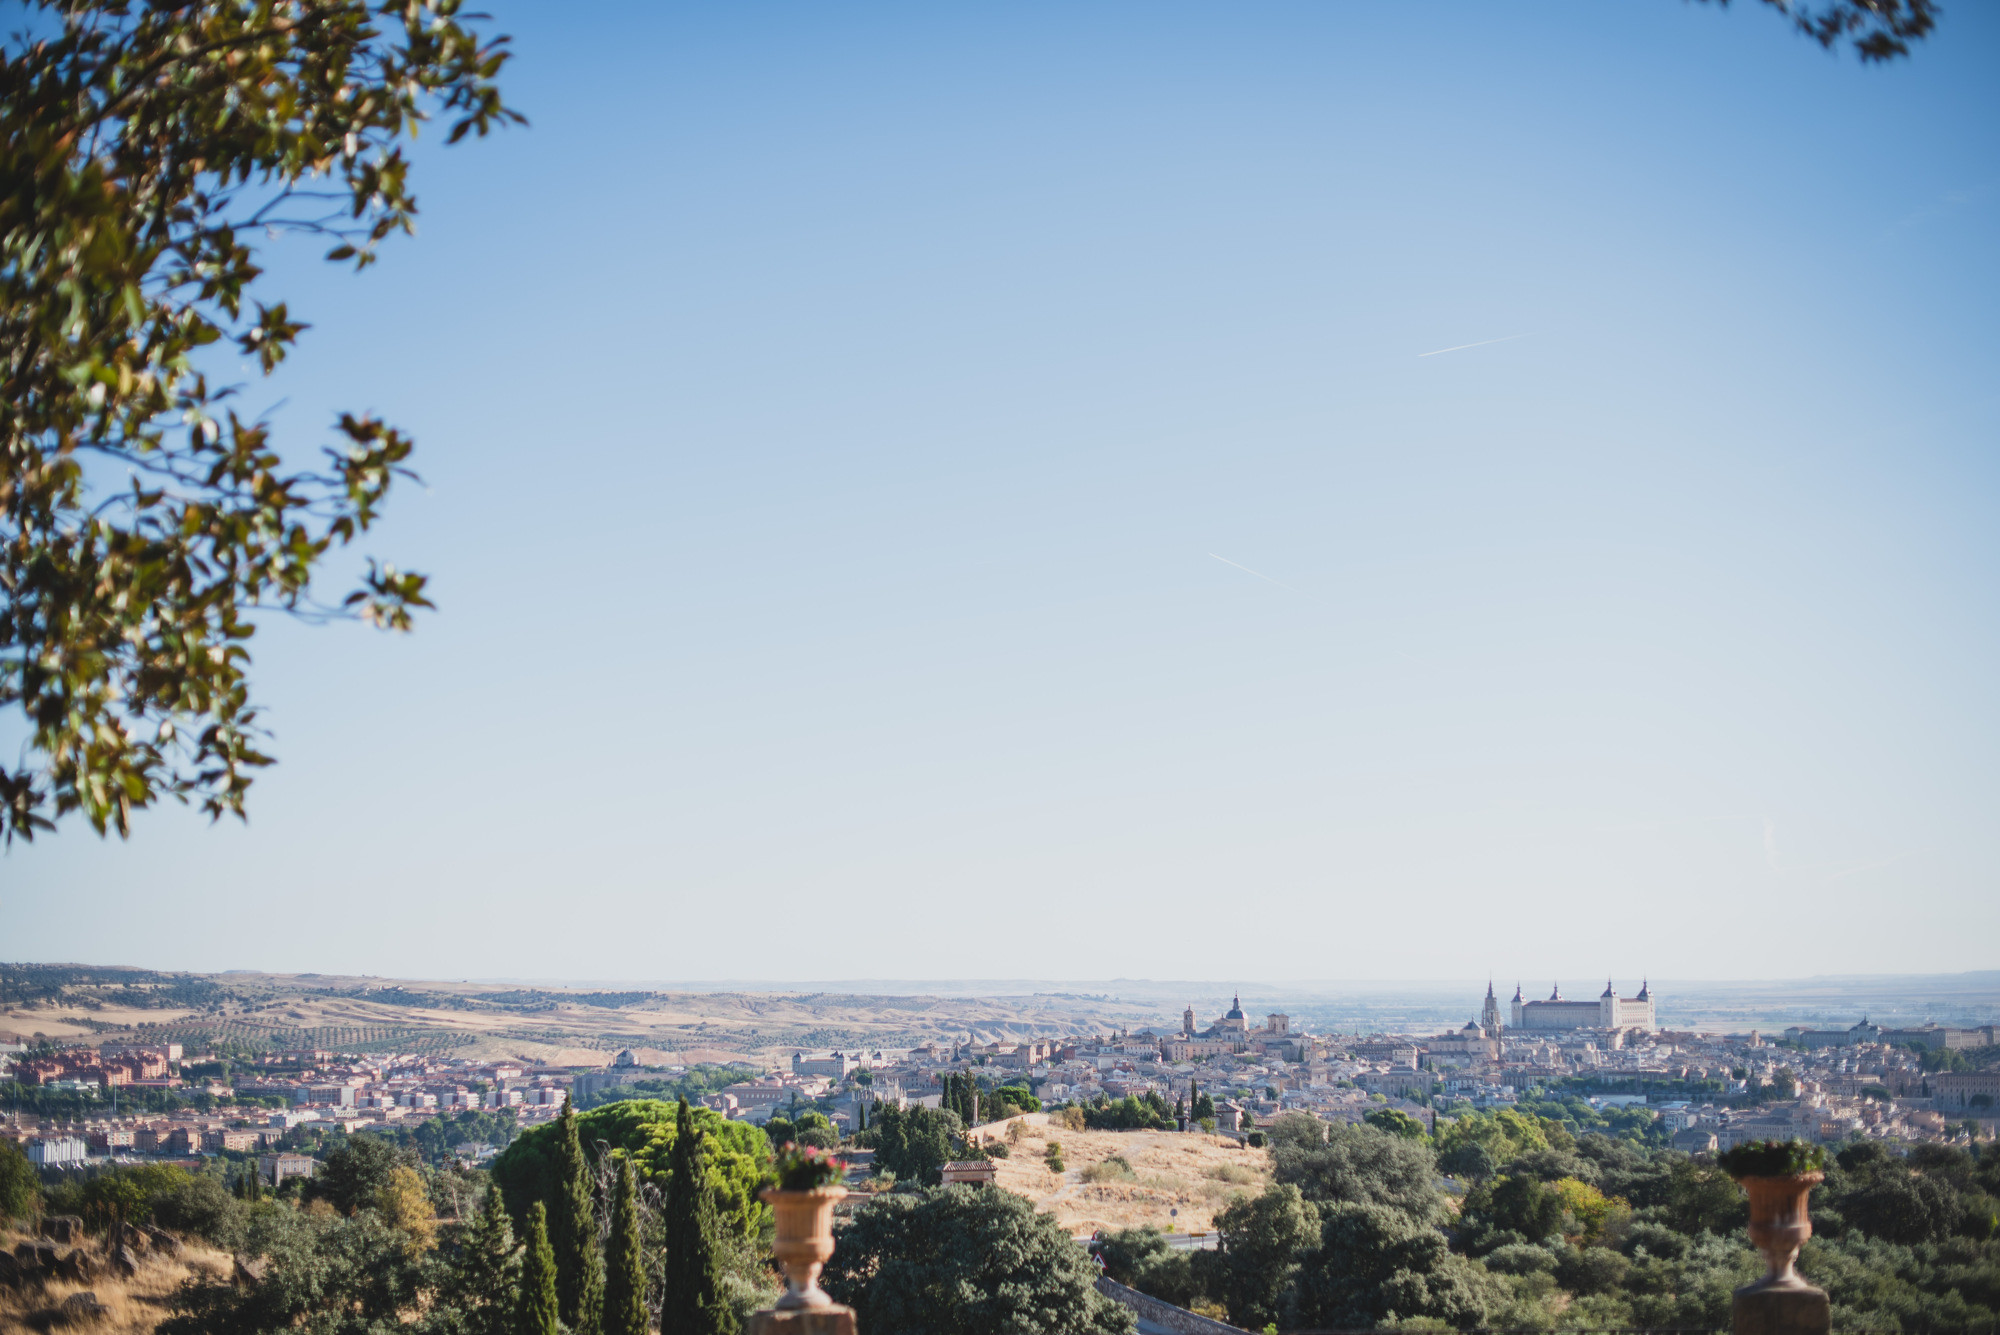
<box><xmin>978</xmin><ymin>1118</ymin><xmax>1272</xmax><ymax>1237</ymax></box>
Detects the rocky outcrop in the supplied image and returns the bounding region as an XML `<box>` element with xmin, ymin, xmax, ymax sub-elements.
<box><xmin>40</xmin><ymin>1215</ymin><xmax>84</xmax><ymax>1245</ymax></box>
<box><xmin>141</xmin><ymin>1224</ymin><xmax>185</xmax><ymax>1258</ymax></box>
<box><xmin>62</xmin><ymin>1289</ymin><xmax>112</xmax><ymax>1321</ymax></box>
<box><xmin>54</xmin><ymin>1247</ymin><xmax>98</xmax><ymax>1283</ymax></box>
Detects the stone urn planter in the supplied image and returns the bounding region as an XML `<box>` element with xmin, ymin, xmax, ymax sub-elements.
<box><xmin>1736</xmin><ymin>1171</ymin><xmax>1824</xmax><ymax>1291</ymax></box>
<box><xmin>759</xmin><ymin>1186</ymin><xmax>848</xmax><ymax>1311</ymax></box>
<box><xmin>1721</xmin><ymin>1140</ymin><xmax>1831</xmax><ymax>1335</ymax></box>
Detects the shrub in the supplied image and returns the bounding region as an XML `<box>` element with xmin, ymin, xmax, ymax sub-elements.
<box><xmin>46</xmin><ymin>1162</ymin><xmax>197</xmax><ymax>1231</ymax></box>
<box><xmin>1083</xmin><ymin>1156</ymin><xmax>1137</xmax><ymax>1184</ymax></box>
<box><xmin>0</xmin><ymin>1139</ymin><xmax>38</xmax><ymax>1221</ymax></box>
<box><xmin>1718</xmin><ymin>1140</ymin><xmax>1825</xmax><ymax>1179</ymax></box>
<box><xmin>823</xmin><ymin>1186</ymin><xmax>1134</xmax><ymax>1335</ymax></box>
<box><xmin>1096</xmin><ymin>1226</ymin><xmax>1204</xmax><ymax>1306</ymax></box>
<box><xmin>1271</xmin><ymin>1119</ymin><xmax>1441</xmax><ymax>1223</ymax></box>
<box><xmin>154</xmin><ymin>1173</ymin><xmax>240</xmax><ymax>1244</ymax></box>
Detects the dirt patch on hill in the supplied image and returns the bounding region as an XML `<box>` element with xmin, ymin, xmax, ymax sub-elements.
<box><xmin>983</xmin><ymin>1121</ymin><xmax>1272</xmax><ymax>1236</ymax></box>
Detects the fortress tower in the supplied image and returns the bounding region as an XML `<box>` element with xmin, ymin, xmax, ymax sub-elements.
<box><xmin>1502</xmin><ymin>978</ymin><xmax>1655</xmax><ymax>1032</ymax></box>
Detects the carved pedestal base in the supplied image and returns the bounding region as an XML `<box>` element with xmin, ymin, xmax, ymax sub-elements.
<box><xmin>749</xmin><ymin>1304</ymin><xmax>857</xmax><ymax>1335</ymax></box>
<box><xmin>1732</xmin><ymin>1281</ymin><xmax>1830</xmax><ymax>1335</ymax></box>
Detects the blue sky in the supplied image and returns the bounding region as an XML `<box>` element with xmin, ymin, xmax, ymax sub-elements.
<box><xmin>9</xmin><ymin>1</ymin><xmax>1999</xmax><ymax>984</ymax></box>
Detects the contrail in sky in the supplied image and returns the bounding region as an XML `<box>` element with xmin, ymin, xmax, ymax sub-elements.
<box><xmin>1208</xmin><ymin>553</ymin><xmax>1298</xmax><ymax>592</ymax></box>
<box><xmin>1418</xmin><ymin>333</ymin><xmax>1527</xmax><ymax>358</ymax></box>
<box><xmin>1828</xmin><ymin>852</ymin><xmax>1917</xmax><ymax>881</ymax></box>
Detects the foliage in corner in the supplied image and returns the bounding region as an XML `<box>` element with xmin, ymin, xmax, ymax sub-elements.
<box><xmin>0</xmin><ymin>0</ymin><xmax>521</xmax><ymax>843</ymax></box>
<box><xmin>1695</xmin><ymin>0</ymin><xmax>1936</xmax><ymax>62</ymax></box>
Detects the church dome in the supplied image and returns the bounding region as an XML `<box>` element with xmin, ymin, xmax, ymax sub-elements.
<box><xmin>1225</xmin><ymin>993</ymin><xmax>1245</xmax><ymax>1020</ymax></box>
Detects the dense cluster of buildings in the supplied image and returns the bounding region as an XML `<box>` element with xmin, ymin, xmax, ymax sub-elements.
<box><xmin>3</xmin><ymin>1043</ymin><xmax>578</xmax><ymax>1176</ymax></box>
<box><xmin>13</xmin><ymin>1042</ymin><xmax>182</xmax><ymax>1091</ymax></box>
<box><xmin>5</xmin><ymin>982</ymin><xmax>1995</xmax><ymax>1173</ymax></box>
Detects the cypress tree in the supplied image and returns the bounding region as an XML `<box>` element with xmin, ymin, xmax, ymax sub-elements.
<box><xmin>662</xmin><ymin>1098</ymin><xmax>738</xmax><ymax>1335</ymax></box>
<box><xmin>947</xmin><ymin>1072</ymin><xmax>977</xmax><ymax>1126</ymax></box>
<box><xmin>521</xmin><ymin>1202</ymin><xmax>562</xmax><ymax>1335</ymax></box>
<box><xmin>553</xmin><ymin>1095</ymin><xmax>604</xmax><ymax>1335</ymax></box>
<box><xmin>473</xmin><ymin>1182</ymin><xmax>516</xmax><ymax>1258</ymax></box>
<box><xmin>449</xmin><ymin>1187</ymin><xmax>523</xmax><ymax>1335</ymax></box>
<box><xmin>602</xmin><ymin>1157</ymin><xmax>648</xmax><ymax>1335</ymax></box>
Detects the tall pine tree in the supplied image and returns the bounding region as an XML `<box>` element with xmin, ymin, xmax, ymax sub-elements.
<box><xmin>553</xmin><ymin>1095</ymin><xmax>604</xmax><ymax>1335</ymax></box>
<box><xmin>521</xmin><ymin>1202</ymin><xmax>562</xmax><ymax>1335</ymax></box>
<box><xmin>602</xmin><ymin>1156</ymin><xmax>648</xmax><ymax>1335</ymax></box>
<box><xmin>662</xmin><ymin>1098</ymin><xmax>738</xmax><ymax>1335</ymax></box>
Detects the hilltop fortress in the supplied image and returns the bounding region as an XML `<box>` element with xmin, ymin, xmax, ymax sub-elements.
<box><xmin>1502</xmin><ymin>979</ymin><xmax>1656</xmax><ymax>1033</ymax></box>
